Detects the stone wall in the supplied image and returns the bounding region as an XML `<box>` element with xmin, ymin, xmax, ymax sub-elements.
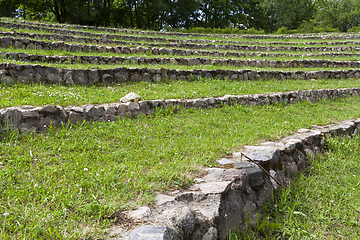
<box><xmin>1</xmin><ymin>29</ymin><xmax>359</xmax><ymax>53</ymax></box>
<box><xmin>113</xmin><ymin>118</ymin><xmax>360</xmax><ymax>240</ymax></box>
<box><xmin>3</xmin><ymin>51</ymin><xmax>360</xmax><ymax>69</ymax></box>
<box><xmin>1</xmin><ymin>63</ymin><xmax>360</xmax><ymax>87</ymax></box>
<box><xmin>3</xmin><ymin>35</ymin><xmax>360</xmax><ymax>59</ymax></box>
<box><xmin>1</xmin><ymin>87</ymin><xmax>359</xmax><ymax>136</ymax></box>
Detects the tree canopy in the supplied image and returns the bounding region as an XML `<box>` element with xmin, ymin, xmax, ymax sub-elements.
<box><xmin>1</xmin><ymin>0</ymin><xmax>360</xmax><ymax>32</ymax></box>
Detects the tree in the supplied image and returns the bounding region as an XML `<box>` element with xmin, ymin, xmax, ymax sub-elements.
<box><xmin>314</xmin><ymin>0</ymin><xmax>360</xmax><ymax>32</ymax></box>
<box><xmin>259</xmin><ymin>0</ymin><xmax>315</xmax><ymax>31</ymax></box>
<box><xmin>163</xmin><ymin>0</ymin><xmax>201</xmax><ymax>29</ymax></box>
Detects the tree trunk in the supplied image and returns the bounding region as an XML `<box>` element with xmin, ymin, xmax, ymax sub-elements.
<box><xmin>3</xmin><ymin>0</ymin><xmax>6</xmax><ymax>17</ymax></box>
<box><xmin>53</xmin><ymin>1</ymin><xmax>61</xmax><ymax>23</ymax></box>
<box><xmin>9</xmin><ymin>0</ymin><xmax>12</xmax><ymax>18</ymax></box>
<box><xmin>23</xmin><ymin>0</ymin><xmax>26</xmax><ymax>19</ymax></box>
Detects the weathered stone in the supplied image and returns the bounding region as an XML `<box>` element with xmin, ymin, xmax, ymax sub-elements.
<box><xmin>256</xmin><ymin>176</ymin><xmax>273</xmax><ymax>207</ymax></box>
<box><xmin>281</xmin><ymin>154</ymin><xmax>298</xmax><ymax>178</ymax></box>
<box><xmin>161</xmin><ymin>207</ymin><xmax>195</xmax><ymax>238</ymax></box>
<box><xmin>21</xmin><ymin>108</ymin><xmax>40</xmax><ymax>119</ymax></box>
<box><xmin>284</xmin><ymin>141</ymin><xmax>296</xmax><ymax>153</ymax></box>
<box><xmin>120</xmin><ymin>92</ymin><xmax>141</xmax><ymax>104</ymax></box>
<box><xmin>0</xmin><ymin>70</ymin><xmax>14</xmax><ymax>85</ymax></box>
<box><xmin>121</xmin><ymin>46</ymin><xmax>131</xmax><ymax>54</ymax></box>
<box><xmin>129</xmin><ymin>225</ymin><xmax>180</xmax><ymax>240</ymax></box>
<box><xmin>242</xmin><ymin>200</ymin><xmax>257</xmax><ymax>226</ymax></box>
<box><xmin>244</xmin><ymin>167</ymin><xmax>264</xmax><ymax>188</ymax></box>
<box><xmin>191</xmin><ymin>181</ymin><xmax>231</xmax><ymax>194</ymax></box>
<box><xmin>159</xmin><ymin>48</ymin><xmax>168</xmax><ymax>55</ymax></box>
<box><xmin>47</xmin><ymin>73</ymin><xmax>62</xmax><ymax>83</ymax></box>
<box><xmin>126</xmin><ymin>102</ymin><xmax>140</xmax><ymax>111</ymax></box>
<box><xmin>131</xmin><ymin>73</ymin><xmax>142</xmax><ymax>82</ymax></box>
<box><xmin>286</xmin><ymin>138</ymin><xmax>304</xmax><ymax>150</ymax></box>
<box><xmin>39</xmin><ymin>105</ymin><xmax>61</xmax><ymax>115</ymax></box>
<box><xmin>304</xmin><ymin>148</ymin><xmax>315</xmax><ymax>162</ymax></box>
<box><xmin>63</xmin><ymin>71</ymin><xmax>73</xmax><ymax>85</ymax></box>
<box><xmin>73</xmin><ymin>72</ymin><xmax>87</xmax><ymax>84</ymax></box>
<box><xmin>244</xmin><ymin>152</ymin><xmax>270</xmax><ymax>170</ymax></box>
<box><xmin>0</xmin><ymin>107</ymin><xmax>21</xmax><ymax>131</ymax></box>
<box><xmin>114</xmin><ymin>70</ymin><xmax>129</xmax><ymax>82</ymax></box>
<box><xmin>70</xmin><ymin>106</ymin><xmax>84</xmax><ymax>113</ymax></box>
<box><xmin>156</xmin><ymin>194</ymin><xmax>175</xmax><ymax>206</ymax></box>
<box><xmin>201</xmin><ymin>227</ymin><xmax>218</xmax><ymax>240</ymax></box>
<box><xmin>88</xmin><ymin>70</ymin><xmax>99</xmax><ymax>84</ymax></box>
<box><xmin>102</xmin><ymin>73</ymin><xmax>113</xmax><ymax>83</ymax></box>
<box><xmin>217</xmin><ymin>188</ymin><xmax>245</xmax><ymax>239</ymax></box>
<box><xmin>233</xmin><ymin>161</ymin><xmax>257</xmax><ymax>169</ymax></box>
<box><xmin>128</xmin><ymin>207</ymin><xmax>152</xmax><ymax>220</ymax></box>
<box><xmin>292</xmin><ymin>149</ymin><xmax>306</xmax><ymax>170</ymax></box>
<box><xmin>69</xmin><ymin>111</ymin><xmax>85</xmax><ymax>125</ymax></box>
<box><xmin>242</xmin><ymin>146</ymin><xmax>280</xmax><ymax>166</ymax></box>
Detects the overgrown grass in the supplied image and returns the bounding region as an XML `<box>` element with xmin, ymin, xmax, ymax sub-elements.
<box><xmin>1</xmin><ymin>97</ymin><xmax>360</xmax><ymax>239</ymax></box>
<box><xmin>232</xmin><ymin>136</ymin><xmax>360</xmax><ymax>239</ymax></box>
<box><xmin>1</xmin><ymin>78</ymin><xmax>360</xmax><ymax>108</ymax></box>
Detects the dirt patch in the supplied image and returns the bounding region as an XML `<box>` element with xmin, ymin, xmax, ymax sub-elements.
<box><xmin>109</xmin><ymin>211</ymin><xmax>146</xmax><ymax>232</ymax></box>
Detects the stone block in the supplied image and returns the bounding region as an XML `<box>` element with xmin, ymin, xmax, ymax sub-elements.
<box><xmin>129</xmin><ymin>225</ymin><xmax>180</xmax><ymax>240</ymax></box>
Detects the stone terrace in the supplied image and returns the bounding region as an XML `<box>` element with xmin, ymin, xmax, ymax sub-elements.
<box><xmin>1</xmin><ymin>19</ymin><xmax>360</xmax><ymax>240</ymax></box>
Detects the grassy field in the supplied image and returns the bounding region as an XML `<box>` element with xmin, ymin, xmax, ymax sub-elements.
<box><xmin>232</xmin><ymin>136</ymin><xmax>360</xmax><ymax>239</ymax></box>
<box><xmin>1</xmin><ymin>97</ymin><xmax>360</xmax><ymax>239</ymax></box>
<box><xmin>1</xmin><ymin>78</ymin><xmax>360</xmax><ymax>108</ymax></box>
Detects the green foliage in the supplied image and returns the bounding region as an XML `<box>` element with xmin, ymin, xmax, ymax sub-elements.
<box><xmin>2</xmin><ymin>0</ymin><xmax>360</xmax><ymax>33</ymax></box>
<box><xmin>260</xmin><ymin>0</ymin><xmax>316</xmax><ymax>32</ymax></box>
<box><xmin>348</xmin><ymin>26</ymin><xmax>360</xmax><ymax>33</ymax></box>
<box><xmin>313</xmin><ymin>0</ymin><xmax>360</xmax><ymax>32</ymax></box>
<box><xmin>276</xmin><ymin>26</ymin><xmax>288</xmax><ymax>34</ymax></box>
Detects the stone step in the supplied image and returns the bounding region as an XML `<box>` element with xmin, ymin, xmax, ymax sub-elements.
<box><xmin>3</xmin><ymin>51</ymin><xmax>360</xmax><ymax>69</ymax></box>
<box><xmin>1</xmin><ymin>63</ymin><xmax>360</xmax><ymax>87</ymax></box>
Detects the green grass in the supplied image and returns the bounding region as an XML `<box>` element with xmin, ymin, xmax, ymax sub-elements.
<box><xmin>1</xmin><ymin>97</ymin><xmax>360</xmax><ymax>239</ymax></box>
<box><xmin>1</xmin><ymin>78</ymin><xmax>360</xmax><ymax>108</ymax></box>
<box><xmin>232</xmin><ymin>136</ymin><xmax>360</xmax><ymax>239</ymax></box>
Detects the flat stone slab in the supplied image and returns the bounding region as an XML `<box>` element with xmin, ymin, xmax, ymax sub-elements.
<box><xmin>128</xmin><ymin>207</ymin><xmax>152</xmax><ymax>220</ymax></box>
<box><xmin>129</xmin><ymin>225</ymin><xmax>180</xmax><ymax>240</ymax></box>
<box><xmin>242</xmin><ymin>146</ymin><xmax>280</xmax><ymax>166</ymax></box>
<box><xmin>120</xmin><ymin>92</ymin><xmax>141</xmax><ymax>103</ymax></box>
<box><xmin>190</xmin><ymin>181</ymin><xmax>231</xmax><ymax>194</ymax></box>
<box><xmin>155</xmin><ymin>194</ymin><xmax>175</xmax><ymax>206</ymax></box>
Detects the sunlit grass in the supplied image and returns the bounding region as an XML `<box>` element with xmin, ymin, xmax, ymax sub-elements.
<box><xmin>1</xmin><ymin>78</ymin><xmax>360</xmax><ymax>108</ymax></box>
<box><xmin>1</xmin><ymin>97</ymin><xmax>360</xmax><ymax>239</ymax></box>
